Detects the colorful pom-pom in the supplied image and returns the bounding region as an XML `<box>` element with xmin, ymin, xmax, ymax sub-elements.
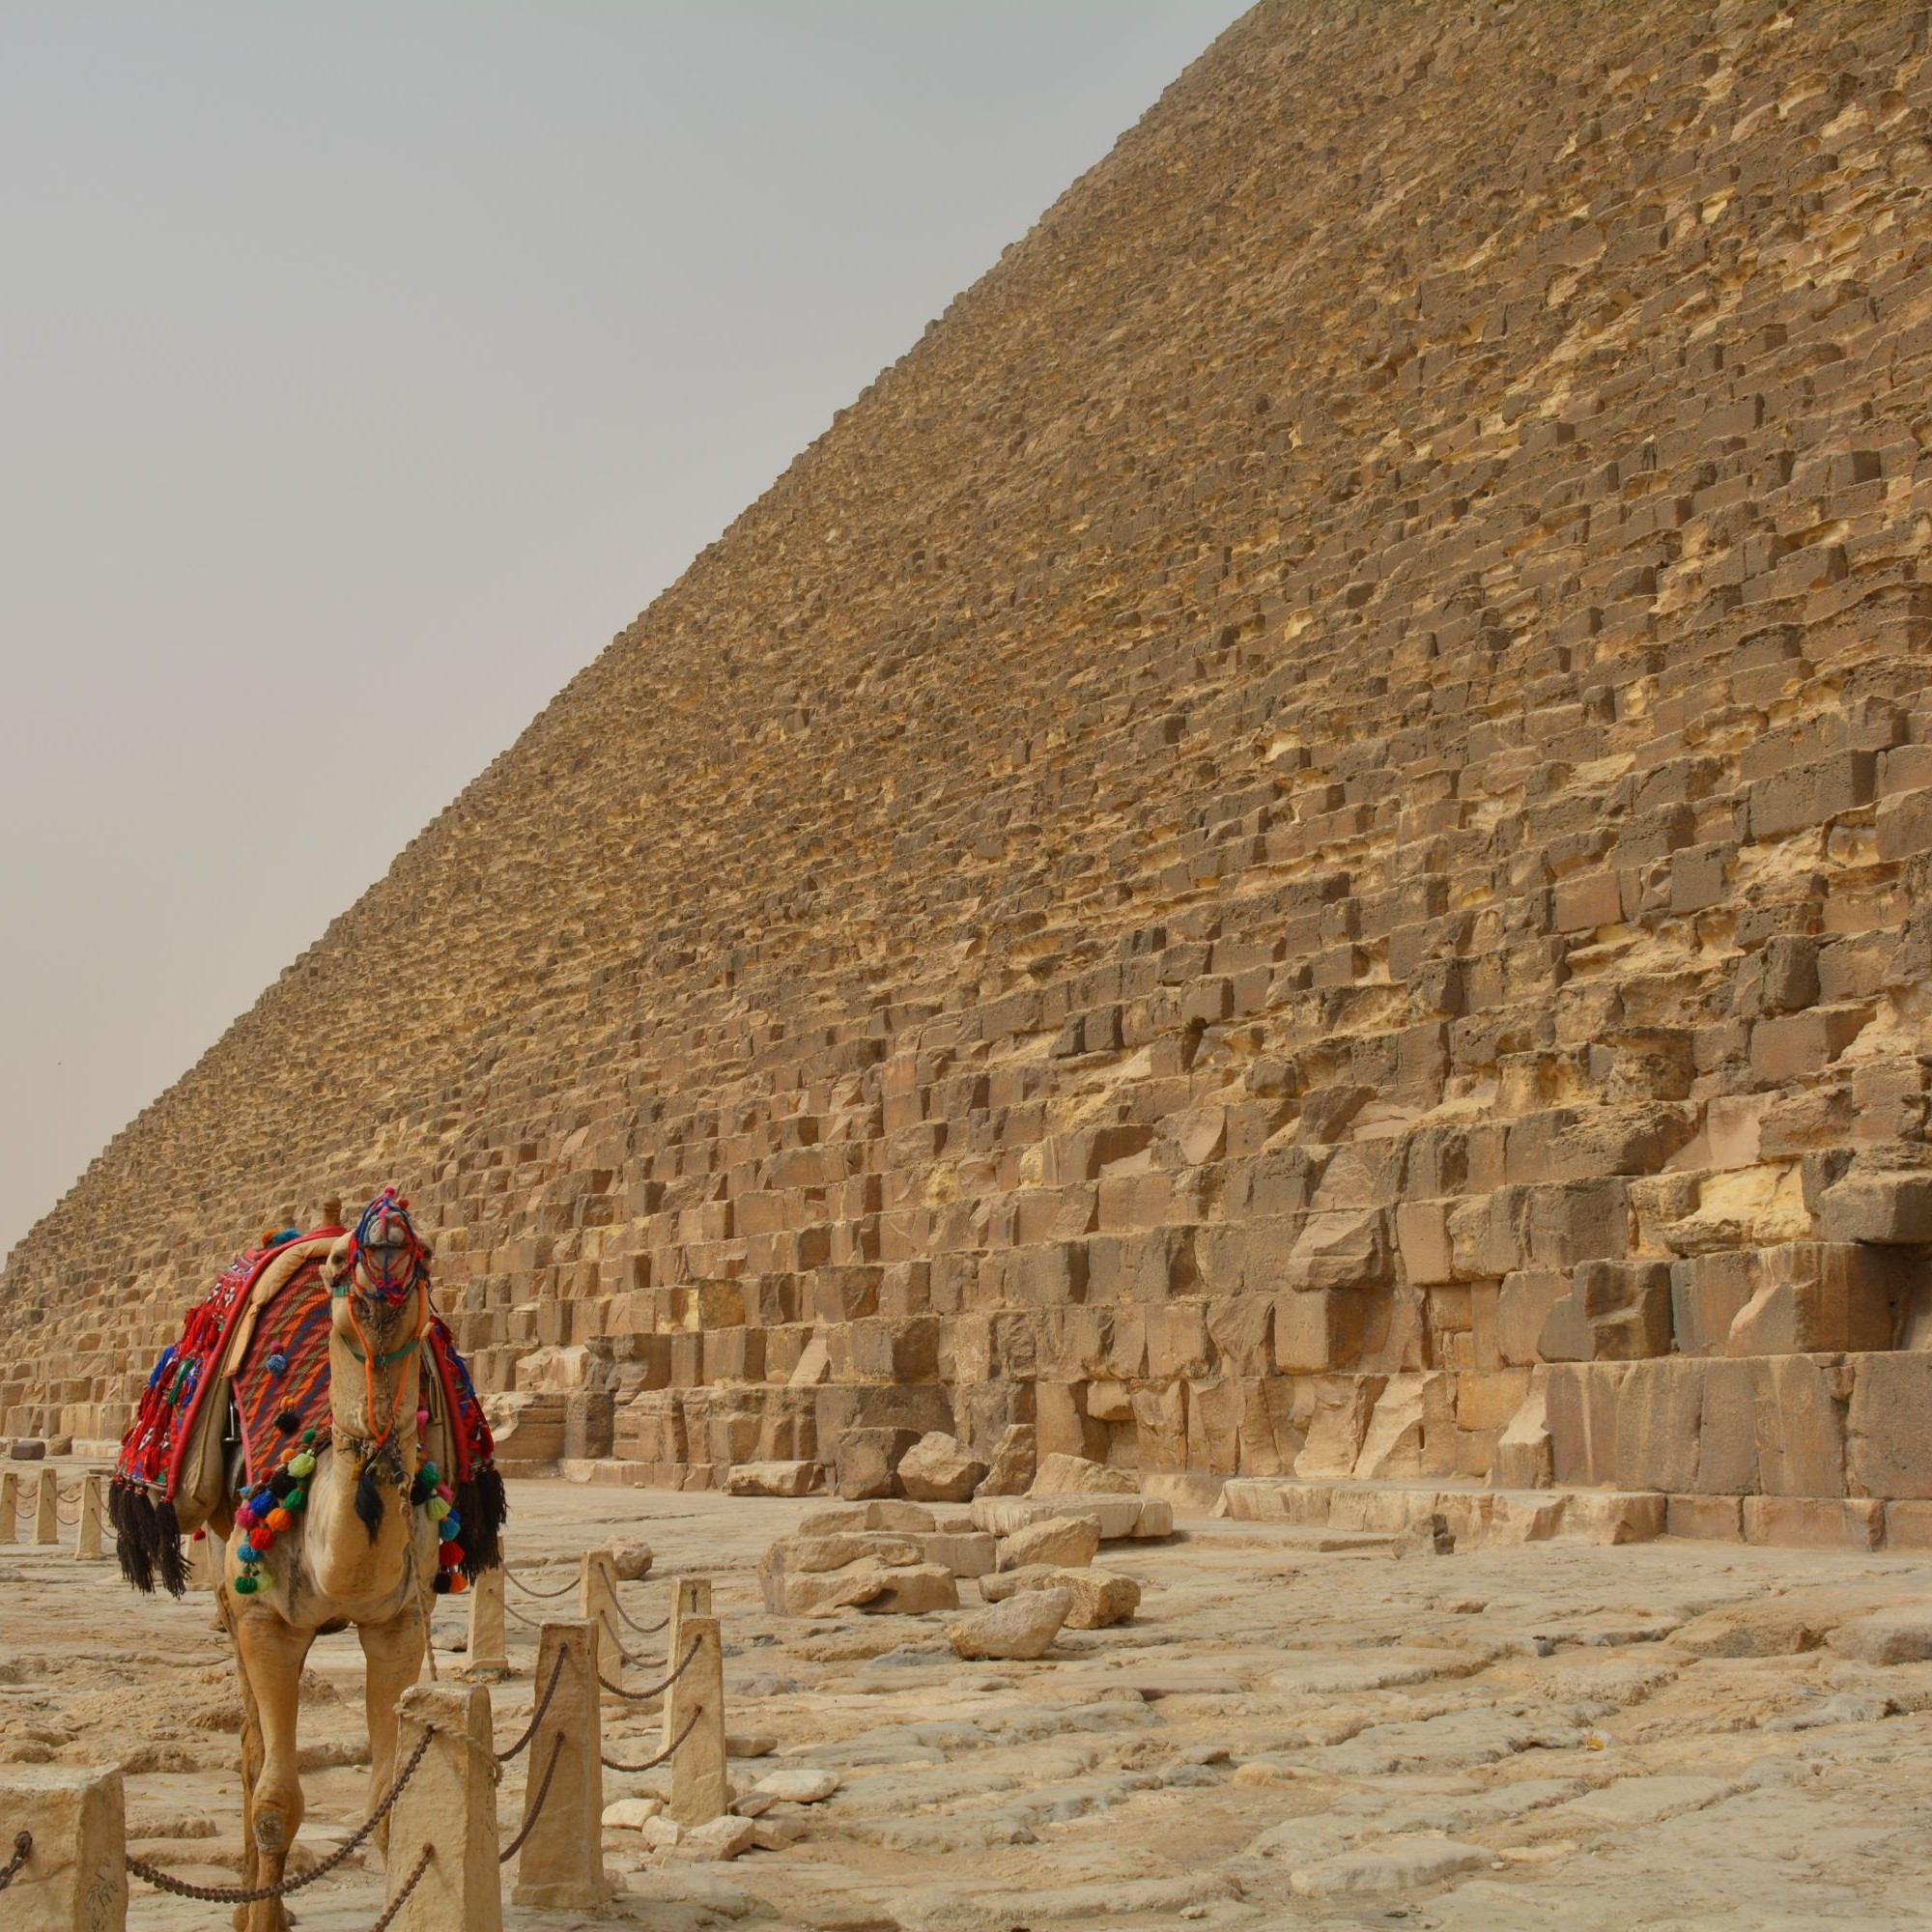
<box><xmin>302</xmin><ymin>1427</ymin><xmax>317</xmax><ymax>1445</ymax></box>
<box><xmin>233</xmin><ymin>1573</ymin><xmax>260</xmax><ymax>1595</ymax></box>
<box><xmin>420</xmin><ymin>1462</ymin><xmax>439</xmax><ymax>1486</ymax></box>
<box><xmin>268</xmin><ymin>1508</ymin><xmax>293</xmax><ymax>1534</ymax></box>
<box><xmin>416</xmin><ymin>1407</ymin><xmax>430</xmax><ymax>1431</ymax></box>
<box><xmin>438</xmin><ymin>1517</ymin><xmax>461</xmax><ymax>1543</ymax></box>
<box><xmin>289</xmin><ymin>1452</ymin><xmax>316</xmax><ymax>1478</ymax></box>
<box><xmin>432</xmin><ymin>1572</ymin><xmax>453</xmax><ymax>1594</ymax></box>
<box><xmin>283</xmin><ymin>1486</ymin><xmax>306</xmax><ymax>1512</ymax></box>
<box><xmin>447</xmin><ymin>1572</ymin><xmax>469</xmax><ymax>1594</ymax></box>
<box><xmin>248</xmin><ymin>1529</ymin><xmax>275</xmax><ymax>1555</ymax></box>
<box><xmin>268</xmin><ymin>1352</ymin><xmax>288</xmax><ymax>1376</ymax></box>
<box><xmin>426</xmin><ymin>1496</ymin><xmax>449</xmax><ymax>1522</ymax></box>
<box><xmin>438</xmin><ymin>1542</ymin><xmax>465</xmax><ymax>1569</ymax></box>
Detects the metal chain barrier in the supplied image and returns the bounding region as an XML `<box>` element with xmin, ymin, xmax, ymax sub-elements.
<box><xmin>504</xmin><ymin>1566</ymin><xmax>576</xmax><ymax>1600</ymax></box>
<box><xmin>612</xmin><ymin>1594</ymin><xmax>669</xmax><ymax>1638</ymax></box>
<box><xmin>600</xmin><ymin>1708</ymin><xmax>699</xmax><ymax>1775</ymax></box>
<box><xmin>598</xmin><ymin>1635</ymin><xmax>700</xmax><ymax>1703</ymax></box>
<box><xmin>0</xmin><ymin>1830</ymin><xmax>31</xmax><ymax>1889</ymax></box>
<box><xmin>126</xmin><ymin>1727</ymin><xmax>434</xmax><ymax>1904</ymax></box>
<box><xmin>497</xmin><ymin>1734</ymin><xmax>564</xmax><ymax>1864</ymax></box>
<box><xmin>366</xmin><ymin>1841</ymin><xmax>435</xmax><ymax>1932</ymax></box>
<box><xmin>597</xmin><ymin>1612</ymin><xmax>656</xmax><ymax>1668</ymax></box>
<box><xmin>496</xmin><ymin>1644</ymin><xmax>569</xmax><ymax>1762</ymax></box>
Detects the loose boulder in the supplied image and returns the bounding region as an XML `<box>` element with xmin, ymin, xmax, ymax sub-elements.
<box><xmin>897</xmin><ymin>1432</ymin><xmax>987</xmax><ymax>1503</ymax></box>
<box><xmin>948</xmin><ymin>1586</ymin><xmax>1072</xmax><ymax>1661</ymax></box>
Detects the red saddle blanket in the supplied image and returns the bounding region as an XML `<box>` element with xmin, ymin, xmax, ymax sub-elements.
<box><xmin>115</xmin><ymin>1228</ymin><xmax>496</xmax><ymax>1498</ymax></box>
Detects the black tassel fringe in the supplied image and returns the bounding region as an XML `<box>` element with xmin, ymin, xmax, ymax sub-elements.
<box><xmin>110</xmin><ymin>1481</ymin><xmax>157</xmax><ymax>1593</ymax></box>
<box><xmin>354</xmin><ymin>1462</ymin><xmax>384</xmax><ymax>1543</ymax></box>
<box><xmin>155</xmin><ymin>1498</ymin><xmax>187</xmax><ymax>1598</ymax></box>
<box><xmin>456</xmin><ymin>1464</ymin><xmax>506</xmax><ymax>1580</ymax></box>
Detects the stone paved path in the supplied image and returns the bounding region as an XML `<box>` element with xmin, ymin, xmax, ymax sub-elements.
<box><xmin>6</xmin><ymin>1472</ymin><xmax>1932</xmax><ymax>1928</ymax></box>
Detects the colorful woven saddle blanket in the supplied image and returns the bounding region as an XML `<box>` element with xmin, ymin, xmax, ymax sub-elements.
<box><xmin>115</xmin><ymin>1226</ymin><xmax>496</xmax><ymax>1513</ymax></box>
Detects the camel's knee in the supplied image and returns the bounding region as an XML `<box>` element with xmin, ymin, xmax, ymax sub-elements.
<box><xmin>248</xmin><ymin>1773</ymin><xmax>302</xmax><ymax>1856</ymax></box>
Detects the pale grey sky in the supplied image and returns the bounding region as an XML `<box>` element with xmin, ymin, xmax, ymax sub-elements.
<box><xmin>0</xmin><ymin>2</ymin><xmax>1249</xmax><ymax>1262</ymax></box>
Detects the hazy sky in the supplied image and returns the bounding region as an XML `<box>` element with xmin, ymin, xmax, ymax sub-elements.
<box><xmin>0</xmin><ymin>3</ymin><xmax>1250</xmax><ymax>1263</ymax></box>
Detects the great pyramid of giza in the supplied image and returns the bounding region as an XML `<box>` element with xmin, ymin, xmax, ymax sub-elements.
<box><xmin>11</xmin><ymin>0</ymin><xmax>1932</xmax><ymax>1545</ymax></box>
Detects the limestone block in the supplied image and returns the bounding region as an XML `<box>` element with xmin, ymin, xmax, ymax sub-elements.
<box><xmin>1544</xmin><ymin>1363</ymin><xmax>1625</xmax><ymax>1487</ymax></box>
<box><xmin>1847</xmin><ymin>1351</ymin><xmax>1932</xmax><ymax>1499</ymax></box>
<box><xmin>1743</xmin><ymin>1496</ymin><xmax>1883</xmax><ymax>1550</ymax></box>
<box><xmin>919</xmin><ymin>1529</ymin><xmax>997</xmax><ymax>1577</ymax></box>
<box><xmin>896</xmin><ymin>1432</ymin><xmax>986</xmax><ymax>1502</ymax></box>
<box><xmin>1665</xmin><ymin>1494</ymin><xmax>1743</xmax><ymax>1541</ymax></box>
<box><xmin>1272</xmin><ymin>1289</ymin><xmax>1367</xmax><ymax>1372</ymax></box>
<box><xmin>1350</xmin><ymin>1373</ymin><xmax>1456</xmax><ymax>1480</ymax></box>
<box><xmin>948</xmin><ymin>1587</ymin><xmax>1071</xmax><ymax>1661</ymax></box>
<box><xmin>1496</xmin><ymin>1269</ymin><xmax>1569</xmax><ymax>1367</ymax></box>
<box><xmin>1670</xmin><ymin>1253</ymin><xmax>1758</xmax><ymax>1358</ymax></box>
<box><xmin>486</xmin><ymin>1392</ymin><xmax>567</xmax><ymax>1466</ymax></box>
<box><xmin>1751</xmin><ymin>1353</ymin><xmax>1847</xmax><ymax>1498</ymax></box>
<box><xmin>1285</xmin><ymin>1209</ymin><xmax>1389</xmax><ymax>1291</ymax></box>
<box><xmin>997</xmin><ymin>1514</ymin><xmax>1101</xmax><ymax>1572</ymax></box>
<box><xmin>1727</xmin><ymin>1243</ymin><xmax>1899</xmax><ymax>1355</ymax></box>
<box><xmin>782</xmin><ymin>1531</ymin><xmax>926</xmax><ymax>1575</ymax></box>
<box><xmin>1817</xmin><ymin>1171</ymin><xmax>1932</xmax><ymax>1243</ymax></box>
<box><xmin>465</xmin><ymin>1562</ymin><xmax>510</xmax><ymax>1676</ymax></box>
<box><xmin>1394</xmin><ymin>1201</ymin><xmax>1456</xmax><ymax>1285</ymax></box>
<box><xmin>1614</xmin><ymin>1357</ymin><xmax>1704</xmax><ymax>1494</ymax></box>
<box><xmin>1491</xmin><ymin>1373</ymin><xmax>1552</xmax><ymax>1490</ymax></box>
<box><xmin>1555</xmin><ymin>1491</ymin><xmax>1664</xmax><ymax>1545</ymax></box>
<box><xmin>860</xmin><ymin>1563</ymin><xmax>959</xmax><ymax>1615</ymax></box>
<box><xmin>0</xmin><ymin>1764</ymin><xmax>127</xmax><ymax>1931</ymax></box>
<box><xmin>1009</xmin><ymin>1565</ymin><xmax>1140</xmax><ymax>1628</ymax></box>
<box><xmin>1293</xmin><ymin>1376</ymin><xmax>1386</xmax><ymax>1478</ymax></box>
<box><xmin>1692</xmin><ymin>1357</ymin><xmax>1759</xmax><ymax>1495</ymax></box>
<box><xmin>724</xmin><ymin>1460</ymin><xmax>820</xmax><ymax>1497</ymax></box>
<box><xmin>834</xmin><ymin>1428</ymin><xmax>918</xmax><ymax>1500</ymax></box>
<box><xmin>975</xmin><ymin>1424</ymin><xmax>1037</xmax><ymax>1497</ymax></box>
<box><xmin>1029</xmin><ymin>1452</ymin><xmax>1139</xmax><ymax>1497</ymax></box>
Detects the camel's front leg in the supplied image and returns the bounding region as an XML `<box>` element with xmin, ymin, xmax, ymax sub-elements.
<box><xmin>232</xmin><ymin>1605</ymin><xmax>315</xmax><ymax>1932</ymax></box>
<box><xmin>219</xmin><ymin>1587</ymin><xmax>267</xmax><ymax>1932</ymax></box>
<box><xmin>358</xmin><ymin>1597</ymin><xmax>428</xmax><ymax>1857</ymax></box>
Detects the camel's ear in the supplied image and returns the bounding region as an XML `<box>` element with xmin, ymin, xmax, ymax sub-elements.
<box><xmin>323</xmin><ymin>1232</ymin><xmax>355</xmax><ymax>1285</ymax></box>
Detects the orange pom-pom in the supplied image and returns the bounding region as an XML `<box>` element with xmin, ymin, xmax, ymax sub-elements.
<box><xmin>268</xmin><ymin>1508</ymin><xmax>294</xmax><ymax>1534</ymax></box>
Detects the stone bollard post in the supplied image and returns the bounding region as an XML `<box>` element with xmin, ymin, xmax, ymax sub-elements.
<box><xmin>0</xmin><ymin>1764</ymin><xmax>128</xmax><ymax>1930</ymax></box>
<box><xmin>73</xmin><ymin>1478</ymin><xmax>104</xmax><ymax>1563</ymax></box>
<box><xmin>666</xmin><ymin>1575</ymin><xmax>713</xmax><ymax>1679</ymax></box>
<box><xmin>465</xmin><ymin>1562</ymin><xmax>510</xmax><ymax>1677</ymax></box>
<box><xmin>386</xmin><ymin>1681</ymin><xmax>502</xmax><ymax>1932</ymax></box>
<box><xmin>33</xmin><ymin>1470</ymin><xmax>57</xmax><ymax>1547</ymax></box>
<box><xmin>666</xmin><ymin>1613</ymin><xmax>727</xmax><ymax>1828</ymax></box>
<box><xmin>579</xmin><ymin>1548</ymin><xmax>622</xmax><ymax>1682</ymax></box>
<box><xmin>0</xmin><ymin>1470</ymin><xmax>17</xmax><ymax>1545</ymax></box>
<box><xmin>509</xmin><ymin>1619</ymin><xmax>610</xmax><ymax>1912</ymax></box>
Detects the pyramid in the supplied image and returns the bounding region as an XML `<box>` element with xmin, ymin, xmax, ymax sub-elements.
<box><xmin>11</xmin><ymin>0</ymin><xmax>1932</xmax><ymax>1546</ymax></box>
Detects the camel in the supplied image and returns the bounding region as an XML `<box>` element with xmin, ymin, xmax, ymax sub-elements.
<box><xmin>111</xmin><ymin>1188</ymin><xmax>503</xmax><ymax>1932</ymax></box>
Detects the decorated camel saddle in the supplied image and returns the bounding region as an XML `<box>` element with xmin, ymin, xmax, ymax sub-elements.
<box><xmin>111</xmin><ymin>1189</ymin><xmax>502</xmax><ymax>1597</ymax></box>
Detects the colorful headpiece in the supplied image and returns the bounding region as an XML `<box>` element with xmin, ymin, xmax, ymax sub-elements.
<box><xmin>346</xmin><ymin>1188</ymin><xmax>427</xmax><ymax>1305</ymax></box>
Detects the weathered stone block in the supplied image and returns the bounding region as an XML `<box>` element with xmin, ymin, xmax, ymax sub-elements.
<box><xmin>1847</xmin><ymin>1351</ymin><xmax>1932</xmax><ymax>1500</ymax></box>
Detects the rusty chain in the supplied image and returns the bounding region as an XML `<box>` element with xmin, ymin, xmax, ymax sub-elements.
<box><xmin>504</xmin><ymin>1566</ymin><xmax>576</xmax><ymax>1600</ymax></box>
<box><xmin>366</xmin><ymin>1841</ymin><xmax>435</xmax><ymax>1931</ymax></box>
<box><xmin>601</xmin><ymin>1707</ymin><xmax>699</xmax><ymax>1774</ymax></box>
<box><xmin>598</xmin><ymin>1610</ymin><xmax>655</xmax><ymax>1667</ymax></box>
<box><xmin>126</xmin><ymin>1727</ymin><xmax>433</xmax><ymax>1903</ymax></box>
<box><xmin>0</xmin><ymin>1830</ymin><xmax>31</xmax><ymax>1889</ymax></box>
<box><xmin>613</xmin><ymin>1592</ymin><xmax>669</xmax><ymax>1637</ymax></box>
<box><xmin>498</xmin><ymin>1734</ymin><xmax>565</xmax><ymax>1863</ymax></box>
<box><xmin>496</xmin><ymin>1643</ymin><xmax>569</xmax><ymax>1762</ymax></box>
<box><xmin>598</xmin><ymin>1635</ymin><xmax>700</xmax><ymax>1702</ymax></box>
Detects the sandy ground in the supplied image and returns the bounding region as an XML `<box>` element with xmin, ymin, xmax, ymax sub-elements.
<box><xmin>5</xmin><ymin>1467</ymin><xmax>1932</xmax><ymax>1929</ymax></box>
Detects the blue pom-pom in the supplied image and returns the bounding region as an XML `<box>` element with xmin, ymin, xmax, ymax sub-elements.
<box><xmin>268</xmin><ymin>1352</ymin><xmax>288</xmax><ymax>1376</ymax></box>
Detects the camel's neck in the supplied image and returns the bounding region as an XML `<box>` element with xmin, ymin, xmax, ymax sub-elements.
<box><xmin>302</xmin><ymin>1316</ymin><xmax>424</xmax><ymax>1605</ymax></box>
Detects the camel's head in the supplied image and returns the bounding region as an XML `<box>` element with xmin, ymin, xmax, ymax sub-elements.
<box><xmin>324</xmin><ymin>1187</ymin><xmax>431</xmax><ymax>1350</ymax></box>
